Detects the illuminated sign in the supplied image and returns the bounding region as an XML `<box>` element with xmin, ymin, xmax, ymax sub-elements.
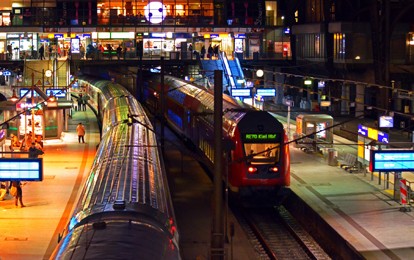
<box><xmin>256</xmin><ymin>88</ymin><xmax>276</xmax><ymax>97</ymax></box>
<box><xmin>379</xmin><ymin>116</ymin><xmax>394</xmax><ymax>128</ymax></box>
<box><xmin>0</xmin><ymin>129</ymin><xmax>5</xmax><ymax>142</ymax></box>
<box><xmin>19</xmin><ymin>88</ymin><xmax>39</xmax><ymax>98</ymax></box>
<box><xmin>54</xmin><ymin>34</ymin><xmax>64</xmax><ymax>38</ymax></box>
<box><xmin>358</xmin><ymin>124</ymin><xmax>368</xmax><ymax>136</ymax></box>
<box><xmin>371</xmin><ymin>150</ymin><xmax>414</xmax><ymax>172</ymax></box>
<box><xmin>150</xmin><ymin>32</ymin><xmax>166</xmax><ymax>38</ymax></box>
<box><xmin>358</xmin><ymin>124</ymin><xmax>389</xmax><ymax>144</ymax></box>
<box><xmin>144</xmin><ymin>1</ymin><xmax>167</xmax><ymax>24</ymax></box>
<box><xmin>0</xmin><ymin>158</ymin><xmax>43</xmax><ymax>181</ymax></box>
<box><xmin>46</xmin><ymin>89</ymin><xmax>66</xmax><ymax>98</ymax></box>
<box><xmin>111</xmin><ymin>32</ymin><xmax>135</xmax><ymax>39</ymax></box>
<box><xmin>231</xmin><ymin>88</ymin><xmax>251</xmax><ymax>97</ymax></box>
<box><xmin>244</xmin><ymin>133</ymin><xmax>278</xmax><ymax>141</ymax></box>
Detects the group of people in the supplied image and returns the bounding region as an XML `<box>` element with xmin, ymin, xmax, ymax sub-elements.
<box><xmin>83</xmin><ymin>43</ymin><xmax>125</xmax><ymax>60</ymax></box>
<box><xmin>0</xmin><ymin>181</ymin><xmax>25</xmax><ymax>207</ymax></box>
<box><xmin>10</xmin><ymin>132</ymin><xmax>44</xmax><ymax>154</ymax></box>
<box><xmin>2</xmin><ymin>132</ymin><xmax>45</xmax><ymax>208</ymax></box>
<box><xmin>76</xmin><ymin>94</ymin><xmax>88</xmax><ymax>111</ymax></box>
<box><xmin>199</xmin><ymin>44</ymin><xmax>220</xmax><ymax>59</ymax></box>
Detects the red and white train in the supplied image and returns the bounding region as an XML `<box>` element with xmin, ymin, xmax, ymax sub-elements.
<box><xmin>144</xmin><ymin>74</ymin><xmax>290</xmax><ymax>200</ymax></box>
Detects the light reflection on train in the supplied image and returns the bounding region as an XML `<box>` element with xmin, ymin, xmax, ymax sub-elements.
<box><xmin>50</xmin><ymin>76</ymin><xmax>180</xmax><ymax>259</ymax></box>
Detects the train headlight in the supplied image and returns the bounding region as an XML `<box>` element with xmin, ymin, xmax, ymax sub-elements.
<box><xmin>268</xmin><ymin>167</ymin><xmax>279</xmax><ymax>173</ymax></box>
<box><xmin>248</xmin><ymin>166</ymin><xmax>258</xmax><ymax>174</ymax></box>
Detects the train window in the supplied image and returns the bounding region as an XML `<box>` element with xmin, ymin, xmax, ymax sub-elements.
<box><xmin>244</xmin><ymin>143</ymin><xmax>280</xmax><ymax>163</ymax></box>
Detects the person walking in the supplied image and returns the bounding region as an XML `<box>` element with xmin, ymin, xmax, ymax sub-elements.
<box><xmin>76</xmin><ymin>122</ymin><xmax>86</xmax><ymax>143</ymax></box>
<box><xmin>200</xmin><ymin>46</ymin><xmax>206</xmax><ymax>59</ymax></box>
<box><xmin>80</xmin><ymin>44</ymin><xmax>85</xmax><ymax>59</ymax></box>
<box><xmin>7</xmin><ymin>44</ymin><xmax>12</xmax><ymax>60</ymax></box>
<box><xmin>116</xmin><ymin>45</ymin><xmax>122</xmax><ymax>60</ymax></box>
<box><xmin>39</xmin><ymin>44</ymin><xmax>45</xmax><ymax>60</ymax></box>
<box><xmin>28</xmin><ymin>142</ymin><xmax>44</xmax><ymax>158</ymax></box>
<box><xmin>10</xmin><ymin>181</ymin><xmax>24</xmax><ymax>207</ymax></box>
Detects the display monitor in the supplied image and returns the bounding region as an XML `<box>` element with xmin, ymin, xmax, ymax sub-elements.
<box><xmin>379</xmin><ymin>116</ymin><xmax>393</xmax><ymax>128</ymax></box>
<box><xmin>0</xmin><ymin>158</ymin><xmax>43</xmax><ymax>181</ymax></box>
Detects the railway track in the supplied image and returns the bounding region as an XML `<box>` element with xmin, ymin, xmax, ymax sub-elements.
<box><xmin>233</xmin><ymin>205</ymin><xmax>331</xmax><ymax>260</ymax></box>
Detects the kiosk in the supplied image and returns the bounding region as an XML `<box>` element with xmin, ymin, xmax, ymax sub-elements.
<box><xmin>295</xmin><ymin>114</ymin><xmax>334</xmax><ymax>152</ymax></box>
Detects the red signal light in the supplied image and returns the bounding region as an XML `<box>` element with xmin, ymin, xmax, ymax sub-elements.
<box><xmin>269</xmin><ymin>167</ymin><xmax>279</xmax><ymax>172</ymax></box>
<box><xmin>248</xmin><ymin>166</ymin><xmax>257</xmax><ymax>174</ymax></box>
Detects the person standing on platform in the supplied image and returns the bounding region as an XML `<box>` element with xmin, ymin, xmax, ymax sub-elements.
<box><xmin>0</xmin><ymin>181</ymin><xmax>8</xmax><ymax>201</ymax></box>
<box><xmin>10</xmin><ymin>181</ymin><xmax>24</xmax><ymax>207</ymax></box>
<box><xmin>76</xmin><ymin>122</ymin><xmax>86</xmax><ymax>143</ymax></box>
<box><xmin>200</xmin><ymin>46</ymin><xmax>206</xmax><ymax>59</ymax></box>
<box><xmin>77</xmin><ymin>94</ymin><xmax>83</xmax><ymax>111</ymax></box>
<box><xmin>39</xmin><ymin>44</ymin><xmax>45</xmax><ymax>60</ymax></box>
<box><xmin>208</xmin><ymin>44</ymin><xmax>213</xmax><ymax>59</ymax></box>
<box><xmin>116</xmin><ymin>45</ymin><xmax>122</xmax><ymax>60</ymax></box>
<box><xmin>28</xmin><ymin>142</ymin><xmax>44</xmax><ymax>159</ymax></box>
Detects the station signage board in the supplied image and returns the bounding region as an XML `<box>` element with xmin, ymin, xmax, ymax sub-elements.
<box><xmin>46</xmin><ymin>89</ymin><xmax>67</xmax><ymax>98</ymax></box>
<box><xmin>256</xmin><ymin>88</ymin><xmax>276</xmax><ymax>97</ymax></box>
<box><xmin>358</xmin><ymin>124</ymin><xmax>389</xmax><ymax>144</ymax></box>
<box><xmin>231</xmin><ymin>88</ymin><xmax>251</xmax><ymax>97</ymax></box>
<box><xmin>370</xmin><ymin>150</ymin><xmax>414</xmax><ymax>172</ymax></box>
<box><xmin>0</xmin><ymin>158</ymin><xmax>43</xmax><ymax>181</ymax></box>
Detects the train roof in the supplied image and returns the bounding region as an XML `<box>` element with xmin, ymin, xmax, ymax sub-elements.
<box><xmin>164</xmin><ymin>75</ymin><xmax>255</xmax><ymax>122</ymax></box>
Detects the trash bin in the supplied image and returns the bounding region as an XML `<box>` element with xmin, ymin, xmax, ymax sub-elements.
<box><xmin>328</xmin><ymin>148</ymin><xmax>337</xmax><ymax>166</ymax></box>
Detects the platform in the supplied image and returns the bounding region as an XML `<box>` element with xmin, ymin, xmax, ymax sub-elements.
<box><xmin>1</xmin><ymin>104</ymin><xmax>414</xmax><ymax>259</ymax></box>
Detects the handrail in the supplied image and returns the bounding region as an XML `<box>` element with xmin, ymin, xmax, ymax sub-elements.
<box><xmin>218</xmin><ymin>51</ymin><xmax>235</xmax><ymax>89</ymax></box>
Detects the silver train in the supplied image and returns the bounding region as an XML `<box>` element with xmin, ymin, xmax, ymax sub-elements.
<box><xmin>50</xmin><ymin>76</ymin><xmax>180</xmax><ymax>259</ymax></box>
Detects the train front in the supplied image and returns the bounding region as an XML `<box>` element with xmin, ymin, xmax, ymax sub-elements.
<box><xmin>229</xmin><ymin>111</ymin><xmax>290</xmax><ymax>199</ymax></box>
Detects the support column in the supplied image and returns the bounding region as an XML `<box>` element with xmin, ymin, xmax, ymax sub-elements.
<box><xmin>341</xmin><ymin>83</ymin><xmax>350</xmax><ymax>115</ymax></box>
<box><xmin>355</xmin><ymin>83</ymin><xmax>365</xmax><ymax>118</ymax></box>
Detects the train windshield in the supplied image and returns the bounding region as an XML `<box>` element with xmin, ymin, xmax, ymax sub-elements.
<box><xmin>244</xmin><ymin>143</ymin><xmax>280</xmax><ymax>164</ymax></box>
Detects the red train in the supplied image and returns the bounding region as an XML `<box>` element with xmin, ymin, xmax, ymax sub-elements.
<box><xmin>145</xmin><ymin>74</ymin><xmax>290</xmax><ymax>200</ymax></box>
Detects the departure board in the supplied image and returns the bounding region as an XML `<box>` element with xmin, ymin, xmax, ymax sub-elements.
<box><xmin>371</xmin><ymin>150</ymin><xmax>414</xmax><ymax>172</ymax></box>
<box><xmin>0</xmin><ymin>158</ymin><xmax>43</xmax><ymax>181</ymax></box>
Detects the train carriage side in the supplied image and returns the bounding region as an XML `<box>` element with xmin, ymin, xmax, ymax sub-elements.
<box><xmin>229</xmin><ymin>111</ymin><xmax>290</xmax><ymax>196</ymax></box>
<box><xmin>51</xmin><ymin>77</ymin><xmax>180</xmax><ymax>259</ymax></box>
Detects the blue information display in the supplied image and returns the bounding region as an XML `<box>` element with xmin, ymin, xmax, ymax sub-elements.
<box><xmin>256</xmin><ymin>88</ymin><xmax>276</xmax><ymax>97</ymax></box>
<box><xmin>46</xmin><ymin>89</ymin><xmax>67</xmax><ymax>98</ymax></box>
<box><xmin>371</xmin><ymin>150</ymin><xmax>414</xmax><ymax>172</ymax></box>
<box><xmin>231</xmin><ymin>88</ymin><xmax>251</xmax><ymax>97</ymax></box>
<box><xmin>0</xmin><ymin>158</ymin><xmax>43</xmax><ymax>181</ymax></box>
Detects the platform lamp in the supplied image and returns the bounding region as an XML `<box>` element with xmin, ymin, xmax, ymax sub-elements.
<box><xmin>9</xmin><ymin>89</ymin><xmax>18</xmax><ymax>102</ymax></box>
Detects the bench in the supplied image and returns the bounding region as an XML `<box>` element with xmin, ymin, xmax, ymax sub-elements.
<box><xmin>337</xmin><ymin>153</ymin><xmax>359</xmax><ymax>172</ymax></box>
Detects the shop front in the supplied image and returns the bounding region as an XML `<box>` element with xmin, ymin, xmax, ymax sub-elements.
<box><xmin>202</xmin><ymin>33</ymin><xmax>234</xmax><ymax>59</ymax></box>
<box><xmin>6</xmin><ymin>33</ymin><xmax>37</xmax><ymax>60</ymax></box>
<box><xmin>142</xmin><ymin>32</ymin><xmax>193</xmax><ymax>58</ymax></box>
<box><xmin>4</xmin><ymin>87</ymin><xmax>70</xmax><ymax>142</ymax></box>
